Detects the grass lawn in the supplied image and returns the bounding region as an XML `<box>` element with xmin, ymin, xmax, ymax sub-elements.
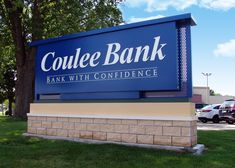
<box><xmin>0</xmin><ymin>111</ymin><xmax>5</xmax><ymax>116</ymax></box>
<box><xmin>0</xmin><ymin>116</ymin><xmax>235</xmax><ymax>168</ymax></box>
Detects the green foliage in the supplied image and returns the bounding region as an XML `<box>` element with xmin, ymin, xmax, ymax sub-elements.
<box><xmin>6</xmin><ymin>0</ymin><xmax>123</xmax><ymax>41</ymax></box>
<box><xmin>1</xmin><ymin>0</ymin><xmax>123</xmax><ymax>50</ymax></box>
<box><xmin>210</xmin><ymin>89</ymin><xmax>215</xmax><ymax>96</ymax></box>
<box><xmin>0</xmin><ymin>117</ymin><xmax>235</xmax><ymax>168</ymax></box>
<box><xmin>39</xmin><ymin>0</ymin><xmax>123</xmax><ymax>39</ymax></box>
<box><xmin>210</xmin><ymin>89</ymin><xmax>222</xmax><ymax>96</ymax></box>
<box><xmin>0</xmin><ymin>92</ymin><xmax>4</xmax><ymax>103</ymax></box>
<box><xmin>0</xmin><ymin>63</ymin><xmax>16</xmax><ymax>115</ymax></box>
<box><xmin>0</xmin><ymin>0</ymin><xmax>123</xmax><ymax>117</ymax></box>
<box><xmin>0</xmin><ymin>1</ymin><xmax>16</xmax><ymax>108</ymax></box>
<box><xmin>0</xmin><ymin>23</ymin><xmax>15</xmax><ymax>84</ymax></box>
<box><xmin>0</xmin><ymin>56</ymin><xmax>16</xmax><ymax>104</ymax></box>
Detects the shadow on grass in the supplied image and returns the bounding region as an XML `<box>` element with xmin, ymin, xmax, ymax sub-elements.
<box><xmin>0</xmin><ymin>116</ymin><xmax>26</xmax><ymax>122</ymax></box>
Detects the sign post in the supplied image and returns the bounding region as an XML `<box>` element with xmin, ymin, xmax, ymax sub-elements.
<box><xmin>27</xmin><ymin>13</ymin><xmax>197</xmax><ymax>148</ymax></box>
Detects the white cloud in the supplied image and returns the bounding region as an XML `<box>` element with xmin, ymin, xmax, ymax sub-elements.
<box><xmin>128</xmin><ymin>15</ymin><xmax>164</xmax><ymax>23</ymax></box>
<box><xmin>214</xmin><ymin>39</ymin><xmax>235</xmax><ymax>57</ymax></box>
<box><xmin>146</xmin><ymin>0</ymin><xmax>197</xmax><ymax>12</ymax></box>
<box><xmin>124</xmin><ymin>0</ymin><xmax>147</xmax><ymax>7</ymax></box>
<box><xmin>199</xmin><ymin>0</ymin><xmax>235</xmax><ymax>10</ymax></box>
<box><xmin>125</xmin><ymin>0</ymin><xmax>235</xmax><ymax>11</ymax></box>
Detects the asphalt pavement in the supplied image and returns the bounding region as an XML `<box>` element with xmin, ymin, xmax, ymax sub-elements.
<box><xmin>197</xmin><ymin>122</ymin><xmax>235</xmax><ymax>130</ymax></box>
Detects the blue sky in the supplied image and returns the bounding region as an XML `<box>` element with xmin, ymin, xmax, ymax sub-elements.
<box><xmin>118</xmin><ymin>0</ymin><xmax>235</xmax><ymax>96</ymax></box>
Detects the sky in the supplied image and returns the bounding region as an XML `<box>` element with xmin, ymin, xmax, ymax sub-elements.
<box><xmin>118</xmin><ymin>0</ymin><xmax>235</xmax><ymax>96</ymax></box>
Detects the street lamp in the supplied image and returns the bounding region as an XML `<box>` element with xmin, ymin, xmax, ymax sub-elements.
<box><xmin>202</xmin><ymin>72</ymin><xmax>212</xmax><ymax>104</ymax></box>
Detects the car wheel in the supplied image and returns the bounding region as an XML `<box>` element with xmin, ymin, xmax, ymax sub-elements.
<box><xmin>212</xmin><ymin>115</ymin><xmax>220</xmax><ymax>123</ymax></box>
<box><xmin>200</xmin><ymin>118</ymin><xmax>207</xmax><ymax>123</ymax></box>
<box><xmin>226</xmin><ymin>120</ymin><xmax>234</xmax><ymax>124</ymax></box>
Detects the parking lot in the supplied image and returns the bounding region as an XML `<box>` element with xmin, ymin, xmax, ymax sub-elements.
<box><xmin>197</xmin><ymin>121</ymin><xmax>235</xmax><ymax>130</ymax></box>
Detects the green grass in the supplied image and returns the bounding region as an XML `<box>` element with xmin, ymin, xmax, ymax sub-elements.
<box><xmin>0</xmin><ymin>111</ymin><xmax>5</xmax><ymax>116</ymax></box>
<box><xmin>0</xmin><ymin>116</ymin><xmax>235</xmax><ymax>168</ymax></box>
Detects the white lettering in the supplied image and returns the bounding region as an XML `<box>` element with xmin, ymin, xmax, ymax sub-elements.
<box><xmin>153</xmin><ymin>69</ymin><xmax>158</xmax><ymax>76</ymax></box>
<box><xmin>62</xmin><ymin>56</ymin><xmax>74</xmax><ymax>70</ymax></box>
<box><xmin>69</xmin><ymin>75</ymin><xmax>75</xmax><ymax>81</ymax></box>
<box><xmin>79</xmin><ymin>53</ymin><xmax>90</xmax><ymax>68</ymax></box>
<box><xmin>94</xmin><ymin>73</ymin><xmax>99</xmax><ymax>80</ymax></box>
<box><xmin>40</xmin><ymin>36</ymin><xmax>167</xmax><ymax>72</ymax></box>
<box><xmin>151</xmin><ymin>36</ymin><xmax>166</xmax><ymax>61</ymax></box>
<box><xmin>103</xmin><ymin>43</ymin><xmax>121</xmax><ymax>65</ymax></box>
<box><xmin>120</xmin><ymin>48</ymin><xmax>133</xmax><ymax>64</ymax></box>
<box><xmin>90</xmin><ymin>52</ymin><xmax>101</xmax><ymax>67</ymax></box>
<box><xmin>41</xmin><ymin>52</ymin><xmax>54</xmax><ymax>72</ymax></box>
<box><xmin>135</xmin><ymin>46</ymin><xmax>150</xmax><ymax>62</ymax></box>
<box><xmin>73</xmin><ymin>48</ymin><xmax>81</xmax><ymax>69</ymax></box>
<box><xmin>52</xmin><ymin>57</ymin><xmax>63</xmax><ymax>71</ymax></box>
<box><xmin>145</xmin><ymin>70</ymin><xmax>151</xmax><ymax>76</ymax></box>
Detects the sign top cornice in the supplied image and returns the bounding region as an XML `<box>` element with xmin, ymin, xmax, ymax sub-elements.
<box><xmin>30</xmin><ymin>13</ymin><xmax>196</xmax><ymax>47</ymax></box>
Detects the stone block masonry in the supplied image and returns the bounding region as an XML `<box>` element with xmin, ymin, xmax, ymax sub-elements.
<box><xmin>27</xmin><ymin>116</ymin><xmax>197</xmax><ymax>147</ymax></box>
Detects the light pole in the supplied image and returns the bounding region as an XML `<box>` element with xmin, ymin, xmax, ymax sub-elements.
<box><xmin>202</xmin><ymin>72</ymin><xmax>212</xmax><ymax>104</ymax></box>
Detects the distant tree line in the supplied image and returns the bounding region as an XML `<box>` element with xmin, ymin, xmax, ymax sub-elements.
<box><xmin>210</xmin><ymin>89</ymin><xmax>222</xmax><ymax>96</ymax></box>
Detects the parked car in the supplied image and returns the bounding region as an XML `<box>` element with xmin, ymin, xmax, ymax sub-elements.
<box><xmin>219</xmin><ymin>99</ymin><xmax>235</xmax><ymax>124</ymax></box>
<box><xmin>195</xmin><ymin>103</ymin><xmax>208</xmax><ymax>112</ymax></box>
<box><xmin>197</xmin><ymin>104</ymin><xmax>221</xmax><ymax>123</ymax></box>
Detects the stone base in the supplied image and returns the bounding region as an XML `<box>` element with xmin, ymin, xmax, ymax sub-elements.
<box><xmin>23</xmin><ymin>133</ymin><xmax>203</xmax><ymax>154</ymax></box>
<box><xmin>27</xmin><ymin>116</ymin><xmax>197</xmax><ymax>147</ymax></box>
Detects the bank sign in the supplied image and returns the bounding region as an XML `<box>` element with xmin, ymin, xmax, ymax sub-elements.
<box><xmin>31</xmin><ymin>13</ymin><xmax>196</xmax><ymax>100</ymax></box>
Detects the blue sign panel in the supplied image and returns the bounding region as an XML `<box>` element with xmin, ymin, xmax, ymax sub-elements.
<box><xmin>31</xmin><ymin>13</ymin><xmax>196</xmax><ymax>100</ymax></box>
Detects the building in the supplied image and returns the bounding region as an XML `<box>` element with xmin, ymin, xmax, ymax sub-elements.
<box><xmin>192</xmin><ymin>86</ymin><xmax>234</xmax><ymax>104</ymax></box>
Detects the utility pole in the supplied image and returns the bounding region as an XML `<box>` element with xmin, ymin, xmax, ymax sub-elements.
<box><xmin>202</xmin><ymin>72</ymin><xmax>212</xmax><ymax>104</ymax></box>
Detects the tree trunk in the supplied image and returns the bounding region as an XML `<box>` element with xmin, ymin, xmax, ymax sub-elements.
<box><xmin>14</xmin><ymin>49</ymin><xmax>35</xmax><ymax>119</ymax></box>
<box><xmin>4</xmin><ymin>0</ymin><xmax>32</xmax><ymax>118</ymax></box>
<box><xmin>4</xmin><ymin>0</ymin><xmax>41</xmax><ymax>119</ymax></box>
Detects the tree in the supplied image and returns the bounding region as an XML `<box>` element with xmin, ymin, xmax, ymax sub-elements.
<box><xmin>210</xmin><ymin>89</ymin><xmax>215</xmax><ymax>96</ymax></box>
<box><xmin>0</xmin><ymin>66</ymin><xmax>16</xmax><ymax>116</ymax></box>
<box><xmin>0</xmin><ymin>0</ymin><xmax>123</xmax><ymax>118</ymax></box>
<box><xmin>0</xmin><ymin>63</ymin><xmax>16</xmax><ymax>116</ymax></box>
<box><xmin>210</xmin><ymin>89</ymin><xmax>222</xmax><ymax>96</ymax></box>
<box><xmin>0</xmin><ymin>11</ymin><xmax>15</xmax><ymax>115</ymax></box>
<box><xmin>1</xmin><ymin>63</ymin><xmax>16</xmax><ymax>115</ymax></box>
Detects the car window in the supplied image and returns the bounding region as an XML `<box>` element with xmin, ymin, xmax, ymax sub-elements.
<box><xmin>213</xmin><ymin>105</ymin><xmax>220</xmax><ymax>109</ymax></box>
<box><xmin>202</xmin><ymin>105</ymin><xmax>212</xmax><ymax>110</ymax></box>
<box><xmin>221</xmin><ymin>101</ymin><xmax>235</xmax><ymax>108</ymax></box>
<box><xmin>195</xmin><ymin>104</ymin><xmax>204</xmax><ymax>109</ymax></box>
